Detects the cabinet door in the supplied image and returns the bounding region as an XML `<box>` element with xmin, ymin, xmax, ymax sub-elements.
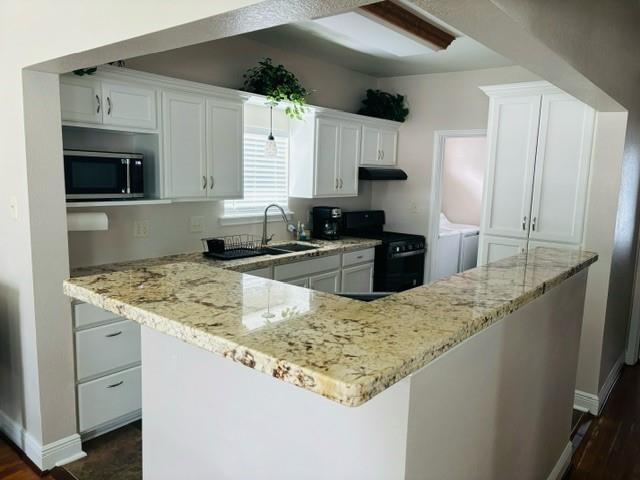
<box><xmin>314</xmin><ymin>118</ymin><xmax>339</xmax><ymax>196</ymax></box>
<box><xmin>337</xmin><ymin>122</ymin><xmax>360</xmax><ymax>196</ymax></box>
<box><xmin>378</xmin><ymin>129</ymin><xmax>398</xmax><ymax>165</ymax></box>
<box><xmin>482</xmin><ymin>95</ymin><xmax>541</xmax><ymax>239</ymax></box>
<box><xmin>308</xmin><ymin>270</ymin><xmax>341</xmax><ymax>293</ymax></box>
<box><xmin>162</xmin><ymin>91</ymin><xmax>207</xmax><ymax>199</ymax></box>
<box><xmin>102</xmin><ymin>81</ymin><xmax>157</xmax><ymax>129</ymax></box>
<box><xmin>361</xmin><ymin>126</ymin><xmax>380</xmax><ymax>165</ymax></box>
<box><xmin>478</xmin><ymin>234</ymin><xmax>527</xmax><ymax>265</ymax></box>
<box><xmin>528</xmin><ymin>240</ymin><xmax>580</xmax><ymax>252</ymax></box>
<box><xmin>60</xmin><ymin>77</ymin><xmax>102</xmax><ymax>124</ymax></box>
<box><xmin>529</xmin><ymin>94</ymin><xmax>594</xmax><ymax>243</ymax></box>
<box><xmin>206</xmin><ymin>98</ymin><xmax>243</xmax><ymax>199</ymax></box>
<box><xmin>341</xmin><ymin>263</ymin><xmax>373</xmax><ymax>293</ymax></box>
<box><xmin>285</xmin><ymin>277</ymin><xmax>309</xmax><ymax>288</ymax></box>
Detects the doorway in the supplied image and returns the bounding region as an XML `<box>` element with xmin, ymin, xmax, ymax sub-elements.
<box><xmin>428</xmin><ymin>130</ymin><xmax>487</xmax><ymax>282</ymax></box>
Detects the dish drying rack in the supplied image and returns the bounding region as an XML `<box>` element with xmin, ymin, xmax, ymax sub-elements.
<box><xmin>202</xmin><ymin>234</ymin><xmax>266</xmax><ymax>260</ymax></box>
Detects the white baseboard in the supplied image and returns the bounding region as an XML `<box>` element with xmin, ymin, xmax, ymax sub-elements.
<box><xmin>546</xmin><ymin>441</ymin><xmax>572</xmax><ymax>480</ymax></box>
<box><xmin>574</xmin><ymin>352</ymin><xmax>624</xmax><ymax>416</ymax></box>
<box><xmin>0</xmin><ymin>409</ymin><xmax>85</xmax><ymax>470</ymax></box>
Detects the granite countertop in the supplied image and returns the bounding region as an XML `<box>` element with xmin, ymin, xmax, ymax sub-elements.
<box><xmin>70</xmin><ymin>237</ymin><xmax>381</xmax><ymax>277</ymax></box>
<box><xmin>64</xmin><ymin>247</ymin><xmax>597</xmax><ymax>407</ymax></box>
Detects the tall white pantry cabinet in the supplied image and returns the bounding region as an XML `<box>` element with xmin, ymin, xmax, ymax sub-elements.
<box><xmin>478</xmin><ymin>81</ymin><xmax>595</xmax><ymax>264</ymax></box>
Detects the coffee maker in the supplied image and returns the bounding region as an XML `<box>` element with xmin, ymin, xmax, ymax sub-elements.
<box><xmin>311</xmin><ymin>206</ymin><xmax>342</xmax><ymax>240</ymax></box>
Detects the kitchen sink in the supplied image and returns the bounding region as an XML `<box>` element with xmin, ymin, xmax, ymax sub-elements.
<box><xmin>267</xmin><ymin>243</ymin><xmax>319</xmax><ymax>253</ymax></box>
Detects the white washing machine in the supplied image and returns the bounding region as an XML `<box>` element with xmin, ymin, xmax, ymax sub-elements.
<box><xmin>436</xmin><ymin>214</ymin><xmax>480</xmax><ymax>279</ymax></box>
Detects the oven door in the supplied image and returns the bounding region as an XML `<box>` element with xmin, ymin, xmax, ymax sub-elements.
<box><xmin>64</xmin><ymin>151</ymin><xmax>132</xmax><ymax>200</ymax></box>
<box><xmin>374</xmin><ymin>248</ymin><xmax>425</xmax><ymax>292</ymax></box>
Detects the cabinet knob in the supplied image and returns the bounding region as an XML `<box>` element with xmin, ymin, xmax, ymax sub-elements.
<box><xmin>209</xmin><ymin>176</ymin><xmax>214</xmax><ymax>189</ymax></box>
<box><xmin>106</xmin><ymin>96</ymin><xmax>112</xmax><ymax>115</ymax></box>
<box><xmin>335</xmin><ymin>178</ymin><xmax>339</xmax><ymax>190</ymax></box>
<box><xmin>532</xmin><ymin>216</ymin><xmax>537</xmax><ymax>231</ymax></box>
<box><xmin>202</xmin><ymin>176</ymin><xmax>207</xmax><ymax>190</ymax></box>
<box><xmin>106</xmin><ymin>380</ymin><xmax>124</xmax><ymax>389</ymax></box>
<box><xmin>522</xmin><ymin>216</ymin><xmax>527</xmax><ymax>231</ymax></box>
<box><xmin>105</xmin><ymin>331</ymin><xmax>122</xmax><ymax>338</ymax></box>
<box><xmin>96</xmin><ymin>94</ymin><xmax>101</xmax><ymax>114</ymax></box>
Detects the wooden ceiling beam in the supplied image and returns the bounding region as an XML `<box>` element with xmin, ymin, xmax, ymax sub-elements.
<box><xmin>359</xmin><ymin>1</ymin><xmax>455</xmax><ymax>50</ymax></box>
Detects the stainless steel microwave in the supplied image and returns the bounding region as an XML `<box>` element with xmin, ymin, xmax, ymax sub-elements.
<box><xmin>64</xmin><ymin>150</ymin><xmax>144</xmax><ymax>200</ymax></box>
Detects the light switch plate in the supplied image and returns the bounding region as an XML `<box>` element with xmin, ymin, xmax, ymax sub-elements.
<box><xmin>190</xmin><ymin>216</ymin><xmax>204</xmax><ymax>233</ymax></box>
<box><xmin>133</xmin><ymin>220</ymin><xmax>149</xmax><ymax>238</ymax></box>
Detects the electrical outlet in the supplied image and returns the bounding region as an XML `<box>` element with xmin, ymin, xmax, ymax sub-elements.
<box><xmin>133</xmin><ymin>220</ymin><xmax>149</xmax><ymax>238</ymax></box>
<box><xmin>190</xmin><ymin>216</ymin><xmax>204</xmax><ymax>233</ymax></box>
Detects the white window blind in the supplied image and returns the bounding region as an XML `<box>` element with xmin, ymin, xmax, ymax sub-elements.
<box><xmin>224</xmin><ymin>126</ymin><xmax>289</xmax><ymax>216</ymax></box>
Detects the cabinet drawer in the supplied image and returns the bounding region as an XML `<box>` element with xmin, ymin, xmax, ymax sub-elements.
<box><xmin>74</xmin><ymin>302</ymin><xmax>122</xmax><ymax>329</ymax></box>
<box><xmin>274</xmin><ymin>254</ymin><xmax>340</xmax><ymax>281</ymax></box>
<box><xmin>75</xmin><ymin>320</ymin><xmax>141</xmax><ymax>381</ymax></box>
<box><xmin>342</xmin><ymin>248</ymin><xmax>375</xmax><ymax>267</ymax></box>
<box><xmin>78</xmin><ymin>366</ymin><xmax>141</xmax><ymax>433</ymax></box>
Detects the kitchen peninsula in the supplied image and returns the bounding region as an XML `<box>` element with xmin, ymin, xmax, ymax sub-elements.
<box><xmin>64</xmin><ymin>247</ymin><xmax>596</xmax><ymax>480</ymax></box>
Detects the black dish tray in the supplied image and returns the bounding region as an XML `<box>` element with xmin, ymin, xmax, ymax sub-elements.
<box><xmin>203</xmin><ymin>248</ymin><xmax>267</xmax><ymax>260</ymax></box>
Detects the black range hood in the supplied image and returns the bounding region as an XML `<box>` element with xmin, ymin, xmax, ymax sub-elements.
<box><xmin>358</xmin><ymin>167</ymin><xmax>408</xmax><ymax>181</ymax></box>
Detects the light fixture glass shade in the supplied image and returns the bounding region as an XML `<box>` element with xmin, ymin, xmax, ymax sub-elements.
<box><xmin>265</xmin><ymin>134</ymin><xmax>278</xmax><ymax>157</ymax></box>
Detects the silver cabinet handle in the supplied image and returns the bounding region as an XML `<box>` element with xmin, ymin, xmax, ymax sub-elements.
<box><xmin>339</xmin><ymin>178</ymin><xmax>343</xmax><ymax>189</ymax></box>
<box><xmin>209</xmin><ymin>176</ymin><xmax>214</xmax><ymax>189</ymax></box>
<box><xmin>202</xmin><ymin>175</ymin><xmax>207</xmax><ymax>190</ymax></box>
<box><xmin>522</xmin><ymin>216</ymin><xmax>527</xmax><ymax>231</ymax></box>
<box><xmin>381</xmin><ymin>150</ymin><xmax>385</xmax><ymax>160</ymax></box>
<box><xmin>105</xmin><ymin>331</ymin><xmax>122</xmax><ymax>338</ymax></box>
<box><xmin>106</xmin><ymin>380</ymin><xmax>124</xmax><ymax>389</ymax></box>
<box><xmin>335</xmin><ymin>178</ymin><xmax>339</xmax><ymax>190</ymax></box>
<box><xmin>532</xmin><ymin>216</ymin><xmax>537</xmax><ymax>231</ymax></box>
<box><xmin>96</xmin><ymin>94</ymin><xmax>101</xmax><ymax>114</ymax></box>
<box><xmin>106</xmin><ymin>96</ymin><xmax>112</xmax><ymax>115</ymax></box>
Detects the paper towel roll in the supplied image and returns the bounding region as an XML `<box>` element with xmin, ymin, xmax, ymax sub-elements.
<box><xmin>67</xmin><ymin>212</ymin><xmax>109</xmax><ymax>232</ymax></box>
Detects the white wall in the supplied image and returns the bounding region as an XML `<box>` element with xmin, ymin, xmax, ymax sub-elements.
<box><xmin>441</xmin><ymin>136</ymin><xmax>487</xmax><ymax>226</ymax></box>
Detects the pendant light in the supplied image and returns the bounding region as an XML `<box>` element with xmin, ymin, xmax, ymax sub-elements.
<box><xmin>265</xmin><ymin>106</ymin><xmax>278</xmax><ymax>157</ymax></box>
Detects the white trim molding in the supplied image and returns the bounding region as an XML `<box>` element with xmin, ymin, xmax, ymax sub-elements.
<box><xmin>574</xmin><ymin>352</ymin><xmax>625</xmax><ymax>415</ymax></box>
<box><xmin>0</xmin><ymin>409</ymin><xmax>85</xmax><ymax>470</ymax></box>
<box><xmin>546</xmin><ymin>442</ymin><xmax>572</xmax><ymax>480</ymax></box>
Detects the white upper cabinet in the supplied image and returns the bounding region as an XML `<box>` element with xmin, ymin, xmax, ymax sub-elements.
<box><xmin>162</xmin><ymin>91</ymin><xmax>207</xmax><ymax>199</ymax></box>
<box><xmin>481</xmin><ymin>94</ymin><xmax>541</xmax><ymax>239</ymax></box>
<box><xmin>337</xmin><ymin>121</ymin><xmax>361</xmax><ymax>196</ymax></box>
<box><xmin>528</xmin><ymin>94</ymin><xmax>595</xmax><ymax>243</ymax></box>
<box><xmin>361</xmin><ymin>125</ymin><xmax>398</xmax><ymax>166</ymax></box>
<box><xmin>163</xmin><ymin>91</ymin><xmax>244</xmax><ymax>200</ymax></box>
<box><xmin>101</xmin><ymin>81</ymin><xmax>157</xmax><ymax>129</ymax></box>
<box><xmin>60</xmin><ymin>75</ymin><xmax>158</xmax><ymax>130</ymax></box>
<box><xmin>60</xmin><ymin>77</ymin><xmax>103</xmax><ymax>124</ymax></box>
<box><xmin>314</xmin><ymin>117</ymin><xmax>340</xmax><ymax>197</ymax></box>
<box><xmin>290</xmin><ymin>111</ymin><xmax>361</xmax><ymax>198</ymax></box>
<box><xmin>206</xmin><ymin>98</ymin><xmax>243</xmax><ymax>199</ymax></box>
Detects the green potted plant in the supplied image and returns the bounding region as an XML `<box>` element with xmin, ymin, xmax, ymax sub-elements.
<box><xmin>358</xmin><ymin>89</ymin><xmax>409</xmax><ymax>122</ymax></box>
<box><xmin>241</xmin><ymin>58</ymin><xmax>309</xmax><ymax>119</ymax></box>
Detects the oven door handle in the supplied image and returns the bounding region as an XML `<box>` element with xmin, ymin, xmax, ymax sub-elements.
<box><xmin>390</xmin><ymin>248</ymin><xmax>426</xmax><ymax>259</ymax></box>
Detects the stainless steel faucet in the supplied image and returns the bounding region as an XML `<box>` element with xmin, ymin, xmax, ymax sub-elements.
<box><xmin>262</xmin><ymin>204</ymin><xmax>297</xmax><ymax>246</ymax></box>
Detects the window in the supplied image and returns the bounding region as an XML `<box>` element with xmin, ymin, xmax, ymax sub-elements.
<box><xmin>224</xmin><ymin>126</ymin><xmax>289</xmax><ymax>217</ymax></box>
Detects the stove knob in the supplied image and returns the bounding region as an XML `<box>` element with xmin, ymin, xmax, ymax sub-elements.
<box><xmin>395</xmin><ymin>246</ymin><xmax>401</xmax><ymax>253</ymax></box>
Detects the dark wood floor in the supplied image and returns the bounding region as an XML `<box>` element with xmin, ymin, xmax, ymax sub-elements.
<box><xmin>0</xmin><ymin>436</ymin><xmax>53</xmax><ymax>480</ymax></box>
<box><xmin>568</xmin><ymin>363</ymin><xmax>640</xmax><ymax>479</ymax></box>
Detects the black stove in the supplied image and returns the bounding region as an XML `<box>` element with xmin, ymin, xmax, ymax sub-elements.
<box><xmin>342</xmin><ymin>210</ymin><xmax>426</xmax><ymax>292</ymax></box>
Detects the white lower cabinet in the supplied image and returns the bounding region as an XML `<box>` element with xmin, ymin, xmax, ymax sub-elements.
<box><xmin>244</xmin><ymin>266</ymin><xmax>273</xmax><ymax>279</ymax></box>
<box><xmin>73</xmin><ymin>302</ymin><xmax>142</xmax><ymax>438</ymax></box>
<box><xmin>78</xmin><ymin>366</ymin><xmax>142</xmax><ymax>433</ymax></box>
<box><xmin>528</xmin><ymin>240</ymin><xmax>581</xmax><ymax>251</ymax></box>
<box><xmin>285</xmin><ymin>277</ymin><xmax>309</xmax><ymax>288</ymax></box>
<box><xmin>341</xmin><ymin>263</ymin><xmax>374</xmax><ymax>293</ymax></box>
<box><xmin>308</xmin><ymin>270</ymin><xmax>341</xmax><ymax>293</ymax></box>
<box><xmin>478</xmin><ymin>235</ymin><xmax>527</xmax><ymax>265</ymax></box>
<box><xmin>75</xmin><ymin>319</ymin><xmax>140</xmax><ymax>381</ymax></box>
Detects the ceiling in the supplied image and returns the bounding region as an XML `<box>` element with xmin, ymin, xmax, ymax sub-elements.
<box><xmin>246</xmin><ymin>7</ymin><xmax>514</xmax><ymax>78</ymax></box>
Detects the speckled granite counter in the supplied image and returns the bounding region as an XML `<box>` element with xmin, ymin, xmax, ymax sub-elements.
<box><xmin>64</xmin><ymin>247</ymin><xmax>597</xmax><ymax>407</ymax></box>
<box><xmin>70</xmin><ymin>237</ymin><xmax>381</xmax><ymax>277</ymax></box>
